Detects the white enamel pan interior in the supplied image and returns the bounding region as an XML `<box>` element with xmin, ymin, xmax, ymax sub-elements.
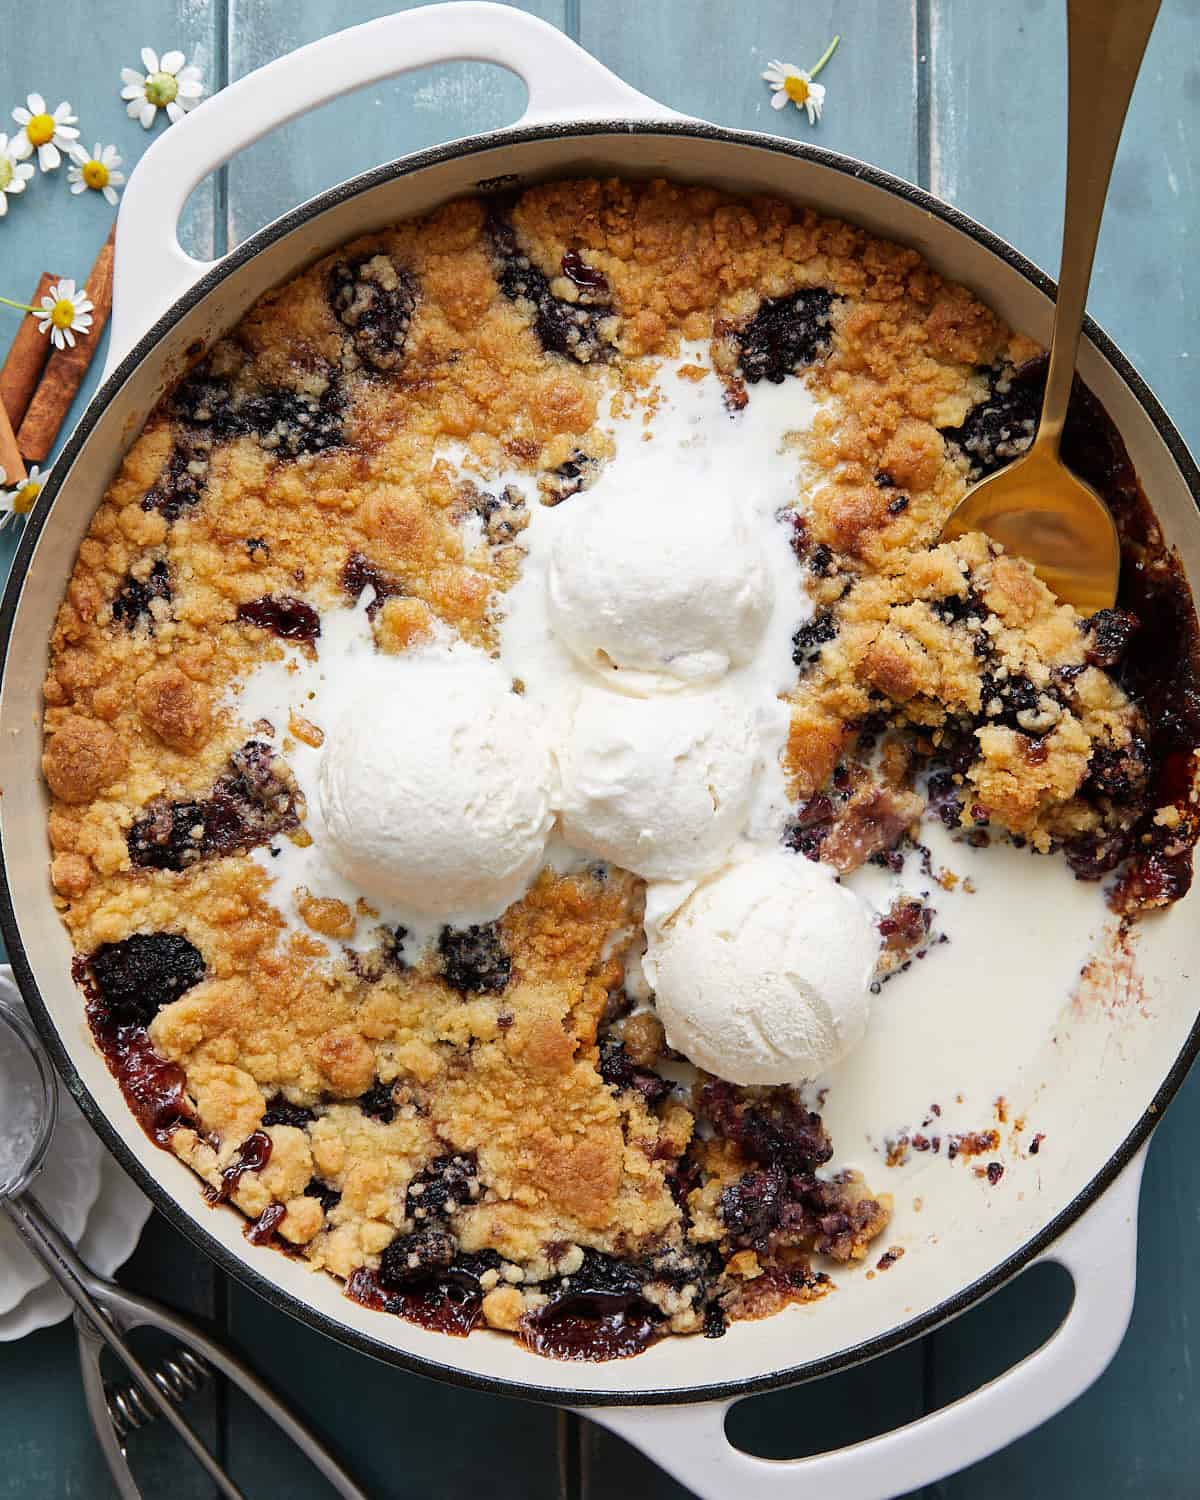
<box><xmin>2</xmin><ymin>9</ymin><xmax>1199</xmax><ymax>1498</ymax></box>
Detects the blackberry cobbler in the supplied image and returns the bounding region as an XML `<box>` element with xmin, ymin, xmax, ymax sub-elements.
<box><xmin>44</xmin><ymin>180</ymin><xmax>1200</xmax><ymax>1359</ymax></box>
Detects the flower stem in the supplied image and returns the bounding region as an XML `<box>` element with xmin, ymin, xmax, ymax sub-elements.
<box><xmin>810</xmin><ymin>34</ymin><xmax>841</xmax><ymax>80</ymax></box>
<box><xmin>0</xmin><ymin>295</ymin><xmax>37</xmax><ymax>316</ymax></box>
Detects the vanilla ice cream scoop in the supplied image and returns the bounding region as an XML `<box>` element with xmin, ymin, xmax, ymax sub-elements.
<box><xmin>644</xmin><ymin>850</ymin><xmax>878</xmax><ymax>1084</ymax></box>
<box><xmin>546</xmin><ymin>486</ymin><xmax>772</xmax><ymax>693</ymax></box>
<box><xmin>557</xmin><ymin>687</ymin><xmax>758</xmax><ymax>881</ymax></box>
<box><xmin>318</xmin><ymin>653</ymin><xmax>555</xmax><ymax>922</ymax></box>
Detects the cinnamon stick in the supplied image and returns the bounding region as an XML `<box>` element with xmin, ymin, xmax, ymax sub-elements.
<box><xmin>0</xmin><ymin>272</ymin><xmax>59</xmax><ymax>427</ymax></box>
<box><xmin>0</xmin><ymin>397</ymin><xmax>26</xmax><ymax>486</ymax></box>
<box><xmin>18</xmin><ymin>226</ymin><xmax>116</xmax><ymax>463</ymax></box>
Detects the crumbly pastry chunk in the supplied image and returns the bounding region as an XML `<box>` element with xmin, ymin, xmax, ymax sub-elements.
<box><xmin>43</xmin><ymin>179</ymin><xmax>1200</xmax><ymax>1357</ymax></box>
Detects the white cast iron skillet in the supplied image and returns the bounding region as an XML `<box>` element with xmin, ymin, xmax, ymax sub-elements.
<box><xmin>2</xmin><ymin>8</ymin><xmax>1198</xmax><ymax>1497</ymax></box>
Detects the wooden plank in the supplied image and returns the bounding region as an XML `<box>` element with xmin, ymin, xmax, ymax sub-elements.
<box><xmin>927</xmin><ymin>0</ymin><xmax>1199</xmax><ymax>454</ymax></box>
<box><xmin>223</xmin><ymin>0</ymin><xmax>566</xmax><ymax>249</ymax></box>
<box><xmin>220</xmin><ymin>1277</ymin><xmax>564</xmax><ymax>1498</ymax></box>
<box><xmin>579</xmin><ymin>0</ymin><xmax>922</xmax><ymax>183</ymax></box>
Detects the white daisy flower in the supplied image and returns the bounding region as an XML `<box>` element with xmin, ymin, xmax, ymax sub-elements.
<box><xmin>36</xmin><ymin>281</ymin><xmax>94</xmax><ymax>350</ymax></box>
<box><xmin>761</xmin><ymin>36</ymin><xmax>840</xmax><ymax>125</ymax></box>
<box><xmin>10</xmin><ymin>94</ymin><xmax>79</xmax><ymax>172</ymax></box>
<box><xmin>0</xmin><ymin>133</ymin><xmax>35</xmax><ymax>215</ymax></box>
<box><xmin>1</xmin><ymin>465</ymin><xmax>43</xmax><ymax>524</ymax></box>
<box><xmin>67</xmin><ymin>142</ymin><xmax>125</xmax><ymax>205</ymax></box>
<box><xmin>121</xmin><ymin>48</ymin><xmax>205</xmax><ymax>129</ymax></box>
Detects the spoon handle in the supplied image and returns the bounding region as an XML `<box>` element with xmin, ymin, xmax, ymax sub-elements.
<box><xmin>1038</xmin><ymin>0</ymin><xmax>1161</xmax><ymax>454</ymax></box>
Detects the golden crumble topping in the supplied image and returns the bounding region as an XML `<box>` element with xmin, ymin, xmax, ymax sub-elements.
<box><xmin>43</xmin><ymin>178</ymin><xmax>1199</xmax><ymax>1357</ymax></box>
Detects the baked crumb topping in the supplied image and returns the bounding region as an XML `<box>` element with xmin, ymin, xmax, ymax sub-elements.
<box><xmin>42</xmin><ymin>177</ymin><xmax>1200</xmax><ymax>1357</ymax></box>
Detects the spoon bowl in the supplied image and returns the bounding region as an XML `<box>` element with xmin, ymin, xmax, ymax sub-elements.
<box><xmin>942</xmin><ymin>444</ymin><xmax>1120</xmax><ymax>614</ymax></box>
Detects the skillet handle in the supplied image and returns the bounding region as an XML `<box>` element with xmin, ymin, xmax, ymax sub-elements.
<box><xmin>106</xmin><ymin>1</ymin><xmax>681</xmax><ymax>373</ymax></box>
<box><xmin>582</xmin><ymin>1145</ymin><xmax>1147</xmax><ymax>1500</ymax></box>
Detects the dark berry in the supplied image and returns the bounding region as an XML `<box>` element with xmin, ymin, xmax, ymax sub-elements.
<box><xmin>379</xmin><ymin>1230</ymin><xmax>457</xmax><ymax>1288</ymax></box>
<box><xmin>111</xmin><ymin>559</ymin><xmax>172</xmax><ymax>631</ymax></box>
<box><xmin>438</xmin><ymin>924</ymin><xmax>511</xmax><ymax>995</ymax></box>
<box><xmin>261</xmin><ymin>1097</ymin><xmax>316</xmax><ymax>1129</ymax></box>
<box><xmin>328</xmin><ymin>253</ymin><xmax>418</xmax><ymax>373</ymax></box>
<box><xmin>792</xmin><ymin>609</ymin><xmax>838</xmax><ymax>668</ymax></box>
<box><xmin>809</xmin><ymin>543</ymin><xmax>836</xmax><ymax>578</ymax></box>
<box><xmin>736</xmin><ymin>288</ymin><xmax>835</xmax><ymax>384</ymax></box>
<box><xmin>342</xmin><ymin>551</ymin><xmax>403</xmax><ymax>615</ymax></box>
<box><xmin>1083</xmin><ymin>608</ymin><xmax>1140</xmax><ymax>669</ymax></box>
<box><xmin>720</xmin><ymin>1167</ymin><xmax>787</xmax><ymax>1247</ymax></box>
<box><xmin>703</xmin><ymin>1301</ymin><xmax>728</xmax><ymax>1338</ymax></box>
<box><xmin>939</xmin><ymin>365</ymin><xmax>1041</xmax><ymax>477</ymax></box>
<box><xmin>237</xmin><ymin>595</ymin><xmax>321</xmax><ymax>642</ymax></box>
<box><xmin>142</xmin><ymin>436</ymin><xmax>211</xmax><ymax>521</ymax></box>
<box><xmin>358</xmin><ymin>1080</ymin><xmax>396</xmax><ymax>1123</ymax></box>
<box><xmin>90</xmin><ymin>933</ymin><xmax>206</xmax><ymax>1028</ymax></box>
<box><xmin>304</xmin><ymin>1179</ymin><xmax>342</xmax><ymax>1213</ymax></box>
<box><xmin>560</xmin><ymin>249</ymin><xmax>609</xmax><ymax>294</ymax></box>
<box><xmin>236</xmin><ymin>385</ymin><xmax>345</xmax><ymax>458</ymax></box>
<box><xmin>127</xmin><ymin>740</ymin><xmax>301</xmax><ymax>871</ymax></box>
<box><xmin>699</xmin><ymin>1081</ymin><xmax>834</xmax><ymax>1175</ymax></box>
<box><xmin>597</xmin><ymin>1039</ymin><xmax>671</xmax><ymax>1106</ymax></box>
<box><xmin>491</xmin><ymin>217</ymin><xmax>613</xmax><ymax>364</ymax></box>
<box><xmin>405</xmin><ymin>1153</ymin><xmax>479</xmax><ymax>1223</ymax></box>
<box><xmin>1083</xmin><ymin>736</ymin><xmax>1151</xmax><ymax>802</ymax></box>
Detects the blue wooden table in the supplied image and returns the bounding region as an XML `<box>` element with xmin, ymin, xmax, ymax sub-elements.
<box><xmin>1</xmin><ymin>2</ymin><xmax>1197</xmax><ymax>1495</ymax></box>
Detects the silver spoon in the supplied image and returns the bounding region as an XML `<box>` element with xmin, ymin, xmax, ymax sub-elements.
<box><xmin>0</xmin><ymin>995</ymin><xmax>369</xmax><ymax>1500</ymax></box>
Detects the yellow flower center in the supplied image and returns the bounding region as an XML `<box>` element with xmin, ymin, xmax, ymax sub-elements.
<box><xmin>26</xmin><ymin>113</ymin><xmax>55</xmax><ymax>147</ymax></box>
<box><xmin>145</xmin><ymin>71</ymin><xmax>179</xmax><ymax>108</ymax></box>
<box><xmin>13</xmin><ymin>481</ymin><xmax>40</xmax><ymax>515</ymax></box>
<box><xmin>784</xmin><ymin>76</ymin><xmax>810</xmax><ymax>105</ymax></box>
<box><xmin>49</xmin><ymin>298</ymin><xmax>76</xmax><ymax>331</ymax></box>
<box><xmin>0</xmin><ymin>158</ymin><xmax>11</xmax><ymax>191</ymax></box>
<box><xmin>82</xmin><ymin>159</ymin><xmax>109</xmax><ymax>190</ymax></box>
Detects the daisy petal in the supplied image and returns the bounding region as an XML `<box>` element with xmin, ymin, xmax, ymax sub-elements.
<box><xmin>8</xmin><ymin>174</ymin><xmax>27</xmax><ymax>193</ymax></box>
<box><xmin>121</xmin><ymin>67</ymin><xmax>144</xmax><ymax>86</ymax></box>
<box><xmin>10</xmin><ymin>134</ymin><xmax>31</xmax><ymax>159</ymax></box>
<box><xmin>139</xmin><ymin>100</ymin><xmax>156</xmax><ymax>129</ymax></box>
<box><xmin>27</xmin><ymin>93</ymin><xmax>45</xmax><ymax>115</ymax></box>
<box><xmin>0</xmin><ymin>197</ymin><xmax>7</xmax><ymax>219</ymax></box>
<box><xmin>58</xmin><ymin>280</ymin><xmax>77</xmax><ymax>297</ymax></box>
<box><xmin>70</xmin><ymin>179</ymin><xmax>87</xmax><ymax>194</ymax></box>
<box><xmin>166</xmin><ymin>101</ymin><xmax>184</xmax><ymax>124</ymax></box>
<box><xmin>38</xmin><ymin>142</ymin><xmax>61</xmax><ymax>171</ymax></box>
<box><xmin>161</xmin><ymin>50</ymin><xmax>186</xmax><ymax>74</ymax></box>
<box><xmin>177</xmin><ymin>78</ymin><xmax>204</xmax><ymax>99</ymax></box>
<box><xmin>103</xmin><ymin>186</ymin><xmax>117</xmax><ymax>205</ymax></box>
<box><xmin>141</xmin><ymin>47</ymin><xmax>159</xmax><ymax>73</ymax></box>
<box><xmin>56</xmin><ymin>124</ymin><xmax>79</xmax><ymax>141</ymax></box>
<box><xmin>770</xmin><ymin>92</ymin><xmax>788</xmax><ymax>109</ymax></box>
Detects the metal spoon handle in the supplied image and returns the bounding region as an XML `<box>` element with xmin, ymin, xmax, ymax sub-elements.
<box><xmin>1038</xmin><ymin>0</ymin><xmax>1160</xmax><ymax>454</ymax></box>
<box><xmin>1</xmin><ymin>1194</ymin><xmax>248</xmax><ymax>1500</ymax></box>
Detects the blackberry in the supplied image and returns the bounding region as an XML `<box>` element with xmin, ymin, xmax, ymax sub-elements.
<box><xmin>378</xmin><ymin>1230</ymin><xmax>457</xmax><ymax>1288</ymax></box>
<box><xmin>260</xmin><ymin>1097</ymin><xmax>316</xmax><ymax>1130</ymax></box>
<box><xmin>341</xmin><ymin>551</ymin><xmax>403</xmax><ymax>615</ymax></box>
<box><xmin>491</xmin><ymin>216</ymin><xmax>614</xmax><ymax>364</ymax></box>
<box><xmin>437</xmin><ymin>924</ymin><xmax>511</xmax><ymax>995</ymax></box>
<box><xmin>235</xmin><ymin>385</ymin><xmax>345</xmax><ymax>458</ymax></box>
<box><xmin>127</xmin><ymin>740</ymin><xmax>300</xmax><ymax>872</ymax></box>
<box><xmin>699</xmin><ymin>1081</ymin><xmax>834</xmax><ymax>1175</ymax></box>
<box><xmin>736</xmin><ymin>288</ymin><xmax>835</xmax><ymax>384</ymax></box>
<box><xmin>89</xmin><ymin>933</ymin><xmax>206</xmax><ymax>1028</ymax></box>
<box><xmin>792</xmin><ymin>609</ymin><xmax>838</xmax><ymax>668</ymax></box>
<box><xmin>597</xmin><ymin>1039</ymin><xmax>671</xmax><ymax>1107</ymax></box>
<box><xmin>405</xmin><ymin>1153</ymin><xmax>479</xmax><ymax>1223</ymax></box>
<box><xmin>939</xmin><ymin>364</ymin><xmax>1041</xmax><ymax>477</ymax></box>
<box><xmin>328</xmin><ymin>253</ymin><xmax>418</xmax><ymax>373</ymax></box>
<box><xmin>720</xmin><ymin>1167</ymin><xmax>787</xmax><ymax>1247</ymax></box>
<box><xmin>560</xmin><ymin>249</ymin><xmax>609</xmax><ymax>294</ymax></box>
<box><xmin>111</xmin><ymin>559</ymin><xmax>172</xmax><ymax>631</ymax></box>
<box><xmin>1083</xmin><ymin>607</ymin><xmax>1140</xmax><ymax>669</ymax></box>
<box><xmin>237</xmin><ymin>595</ymin><xmax>321</xmax><ymax>642</ymax></box>
<box><xmin>358</xmin><ymin>1080</ymin><xmax>396</xmax><ymax>1123</ymax></box>
<box><xmin>304</xmin><ymin>1179</ymin><xmax>342</xmax><ymax>1213</ymax></box>
<box><xmin>1083</xmin><ymin>736</ymin><xmax>1151</xmax><ymax>802</ymax></box>
<box><xmin>142</xmin><ymin>436</ymin><xmax>211</xmax><ymax>521</ymax></box>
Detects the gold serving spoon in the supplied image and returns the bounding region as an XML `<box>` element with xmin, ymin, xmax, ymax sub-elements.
<box><xmin>942</xmin><ymin>0</ymin><xmax>1161</xmax><ymax>614</ymax></box>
